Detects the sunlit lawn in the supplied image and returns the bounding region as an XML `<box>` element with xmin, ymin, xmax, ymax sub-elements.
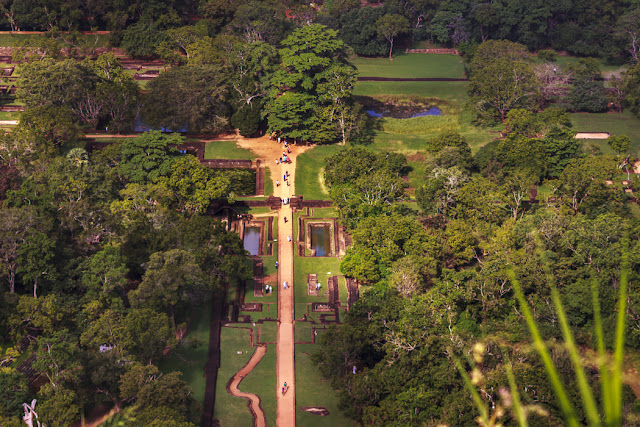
<box><xmin>354</xmin><ymin>80</ymin><xmax>468</xmax><ymax>102</ymax></box>
<box><xmin>240</xmin><ymin>343</ymin><xmax>277</xmax><ymax>426</ymax></box>
<box><xmin>571</xmin><ymin>111</ymin><xmax>640</xmax><ymax>154</ymax></box>
<box><xmin>204</xmin><ymin>140</ymin><xmax>256</xmax><ymax>160</ymax></box>
<box><xmin>295</xmin><ymin>145</ymin><xmax>341</xmax><ymax>200</ymax></box>
<box><xmin>214</xmin><ymin>327</ymin><xmax>255</xmax><ymax>426</ymax></box>
<box><xmin>350</xmin><ymin>53</ymin><xmax>465</xmax><ymax>78</ymax></box>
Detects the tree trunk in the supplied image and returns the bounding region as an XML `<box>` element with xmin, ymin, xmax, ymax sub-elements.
<box><xmin>9</xmin><ymin>268</ymin><xmax>15</xmax><ymax>294</ymax></box>
<box><xmin>389</xmin><ymin>37</ymin><xmax>394</xmax><ymax>60</ymax></box>
<box><xmin>33</xmin><ymin>276</ymin><xmax>38</xmax><ymax>299</ymax></box>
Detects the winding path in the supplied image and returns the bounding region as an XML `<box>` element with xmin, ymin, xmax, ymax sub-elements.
<box><xmin>227</xmin><ymin>344</ymin><xmax>268</xmax><ymax>427</ymax></box>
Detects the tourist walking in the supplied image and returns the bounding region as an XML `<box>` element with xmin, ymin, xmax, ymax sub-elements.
<box><xmin>276</xmin><ymin>180</ymin><xmax>280</xmax><ymax>187</ymax></box>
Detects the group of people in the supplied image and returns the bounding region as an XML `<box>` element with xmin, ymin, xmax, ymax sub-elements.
<box><xmin>265</xmin><ymin>284</ymin><xmax>274</xmax><ymax>294</ymax></box>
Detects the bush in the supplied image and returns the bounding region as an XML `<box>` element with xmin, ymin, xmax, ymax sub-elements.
<box><xmin>537</xmin><ymin>49</ymin><xmax>557</xmax><ymax>62</ymax></box>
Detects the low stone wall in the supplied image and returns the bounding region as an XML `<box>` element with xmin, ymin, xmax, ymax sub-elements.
<box><xmin>200</xmin><ymin>159</ymin><xmax>253</xmax><ymax>168</ymax></box>
<box><xmin>405</xmin><ymin>48</ymin><xmax>459</xmax><ymax>54</ymax></box>
<box><xmin>575</xmin><ymin>132</ymin><xmax>611</xmax><ymax>139</ymax></box>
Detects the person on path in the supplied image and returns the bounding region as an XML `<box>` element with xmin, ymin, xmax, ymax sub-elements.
<box><xmin>286</xmin><ymin>170</ymin><xmax>290</xmax><ymax>177</ymax></box>
<box><xmin>284</xmin><ymin>217</ymin><xmax>287</xmax><ymax>223</ymax></box>
<box><xmin>287</xmin><ymin>180</ymin><xmax>290</xmax><ymax>187</ymax></box>
<box><xmin>278</xmin><ymin>137</ymin><xmax>281</xmax><ymax>143</ymax></box>
<box><xmin>276</xmin><ymin>180</ymin><xmax>280</xmax><ymax>187</ymax></box>
<box><xmin>275</xmin><ymin>159</ymin><xmax>279</xmax><ymax>165</ymax></box>
<box><xmin>284</xmin><ymin>382</ymin><xmax>287</xmax><ymax>389</ymax></box>
<box><xmin>282</xmin><ymin>387</ymin><xmax>285</xmax><ymax>396</ymax></box>
<box><xmin>283</xmin><ymin>174</ymin><xmax>287</xmax><ymax>181</ymax></box>
<box><xmin>275</xmin><ymin>261</ymin><xmax>278</xmax><ymax>269</ymax></box>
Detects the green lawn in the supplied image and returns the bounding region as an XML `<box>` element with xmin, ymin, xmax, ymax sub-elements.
<box><xmin>159</xmin><ymin>302</ymin><xmax>211</xmax><ymax>406</ymax></box>
<box><xmin>571</xmin><ymin>111</ymin><xmax>640</xmax><ymax>154</ymax></box>
<box><xmin>264</xmin><ymin>166</ymin><xmax>274</xmax><ymax>196</ymax></box>
<box><xmin>205</xmin><ymin>140</ymin><xmax>256</xmax><ymax>160</ymax></box>
<box><xmin>240</xmin><ymin>343</ymin><xmax>277</xmax><ymax>426</ymax></box>
<box><xmin>294</xmin><ymin>256</ymin><xmax>342</xmax><ymax>321</ymax></box>
<box><xmin>214</xmin><ymin>327</ymin><xmax>255</xmax><ymax>426</ymax></box>
<box><xmin>350</xmin><ymin>53</ymin><xmax>465</xmax><ymax>78</ymax></box>
<box><xmin>295</xmin><ymin>145</ymin><xmax>341</xmax><ymax>200</ymax></box>
<box><xmin>354</xmin><ymin>80</ymin><xmax>468</xmax><ymax>101</ymax></box>
<box><xmin>295</xmin><ymin>344</ymin><xmax>353</xmax><ymax>427</ymax></box>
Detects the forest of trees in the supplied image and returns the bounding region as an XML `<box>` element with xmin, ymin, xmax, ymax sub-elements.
<box><xmin>316</xmin><ymin>116</ymin><xmax>640</xmax><ymax>425</ymax></box>
<box><xmin>0</xmin><ymin>130</ymin><xmax>254</xmax><ymax>426</ymax></box>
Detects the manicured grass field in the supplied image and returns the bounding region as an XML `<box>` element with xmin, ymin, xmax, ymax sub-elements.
<box><xmin>240</xmin><ymin>343</ymin><xmax>277</xmax><ymax>425</ymax></box>
<box><xmin>205</xmin><ymin>140</ymin><xmax>256</xmax><ymax>160</ymax></box>
<box><xmin>571</xmin><ymin>111</ymin><xmax>640</xmax><ymax>154</ymax></box>
<box><xmin>350</xmin><ymin>53</ymin><xmax>465</xmax><ymax>78</ymax></box>
<box><xmin>214</xmin><ymin>327</ymin><xmax>255</xmax><ymax>426</ymax></box>
<box><xmin>293</xmin><ymin>255</ymin><xmax>343</xmax><ymax>321</ymax></box>
<box><xmin>295</xmin><ymin>344</ymin><xmax>352</xmax><ymax>427</ymax></box>
<box><xmin>295</xmin><ymin>145</ymin><xmax>341</xmax><ymax>200</ymax></box>
<box><xmin>159</xmin><ymin>302</ymin><xmax>211</xmax><ymax>406</ymax></box>
<box><xmin>354</xmin><ymin>80</ymin><xmax>468</xmax><ymax>101</ymax></box>
<box><xmin>263</xmin><ymin>166</ymin><xmax>273</xmax><ymax>196</ymax></box>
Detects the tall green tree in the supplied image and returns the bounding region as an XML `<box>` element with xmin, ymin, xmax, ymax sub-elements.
<box><xmin>128</xmin><ymin>249</ymin><xmax>206</xmax><ymax>324</ymax></box>
<box><xmin>142</xmin><ymin>65</ymin><xmax>229</xmax><ymax>133</ymax></box>
<box><xmin>468</xmin><ymin>40</ymin><xmax>540</xmax><ymax>122</ymax></box>
<box><xmin>265</xmin><ymin>24</ymin><xmax>357</xmax><ymax>143</ymax></box>
<box><xmin>119</xmin><ymin>131</ymin><xmax>182</xmax><ymax>184</ymax></box>
<box><xmin>376</xmin><ymin>13</ymin><xmax>410</xmax><ymax>60</ymax></box>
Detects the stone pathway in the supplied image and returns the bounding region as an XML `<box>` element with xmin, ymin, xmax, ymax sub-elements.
<box><xmin>235</xmin><ymin>136</ymin><xmax>310</xmax><ymax>427</ymax></box>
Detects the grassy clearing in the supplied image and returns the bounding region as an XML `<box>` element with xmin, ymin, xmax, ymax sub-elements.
<box><xmin>571</xmin><ymin>111</ymin><xmax>640</xmax><ymax>154</ymax></box>
<box><xmin>295</xmin><ymin>321</ymin><xmax>313</xmax><ymax>342</ymax></box>
<box><xmin>259</xmin><ymin>321</ymin><xmax>277</xmax><ymax>343</ymax></box>
<box><xmin>355</xmin><ymin>80</ymin><xmax>468</xmax><ymax>101</ymax></box>
<box><xmin>240</xmin><ymin>343</ymin><xmax>277</xmax><ymax>425</ymax></box>
<box><xmin>350</xmin><ymin>53</ymin><xmax>465</xmax><ymax>78</ymax></box>
<box><xmin>205</xmin><ymin>140</ymin><xmax>255</xmax><ymax>160</ymax></box>
<box><xmin>293</xmin><ymin>256</ymin><xmax>342</xmax><ymax>321</ymax></box>
<box><xmin>214</xmin><ymin>327</ymin><xmax>255</xmax><ymax>426</ymax></box>
<box><xmin>295</xmin><ymin>344</ymin><xmax>353</xmax><ymax>427</ymax></box>
<box><xmin>295</xmin><ymin>145</ymin><xmax>341</xmax><ymax>200</ymax></box>
<box><xmin>263</xmin><ymin>166</ymin><xmax>273</xmax><ymax>196</ymax></box>
<box><xmin>159</xmin><ymin>302</ymin><xmax>210</xmax><ymax>405</ymax></box>
<box><xmin>381</xmin><ymin>114</ymin><xmax>459</xmax><ymax>135</ymax></box>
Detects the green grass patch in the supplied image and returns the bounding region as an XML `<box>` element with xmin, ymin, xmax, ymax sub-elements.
<box><xmin>240</xmin><ymin>343</ymin><xmax>277</xmax><ymax>426</ymax></box>
<box><xmin>214</xmin><ymin>327</ymin><xmax>255</xmax><ymax>426</ymax></box>
<box><xmin>571</xmin><ymin>111</ymin><xmax>640</xmax><ymax>154</ymax></box>
<box><xmin>205</xmin><ymin>140</ymin><xmax>255</xmax><ymax>160</ymax></box>
<box><xmin>381</xmin><ymin>114</ymin><xmax>459</xmax><ymax>135</ymax></box>
<box><xmin>295</xmin><ymin>145</ymin><xmax>342</xmax><ymax>200</ymax></box>
<box><xmin>159</xmin><ymin>303</ymin><xmax>211</xmax><ymax>406</ymax></box>
<box><xmin>295</xmin><ymin>321</ymin><xmax>313</xmax><ymax>342</ymax></box>
<box><xmin>294</xmin><ymin>256</ymin><xmax>342</xmax><ymax>320</ymax></box>
<box><xmin>355</xmin><ymin>80</ymin><xmax>468</xmax><ymax>102</ymax></box>
<box><xmin>311</xmin><ymin>207</ymin><xmax>338</xmax><ymax>218</ymax></box>
<box><xmin>259</xmin><ymin>321</ymin><xmax>277</xmax><ymax>343</ymax></box>
<box><xmin>295</xmin><ymin>344</ymin><xmax>353</xmax><ymax>427</ymax></box>
<box><xmin>350</xmin><ymin>54</ymin><xmax>465</xmax><ymax>79</ymax></box>
<box><xmin>263</xmin><ymin>166</ymin><xmax>273</xmax><ymax>196</ymax></box>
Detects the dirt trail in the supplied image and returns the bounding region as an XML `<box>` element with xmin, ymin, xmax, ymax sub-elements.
<box><xmin>234</xmin><ymin>135</ymin><xmax>311</xmax><ymax>194</ymax></box>
<box><xmin>227</xmin><ymin>344</ymin><xmax>268</xmax><ymax>427</ymax></box>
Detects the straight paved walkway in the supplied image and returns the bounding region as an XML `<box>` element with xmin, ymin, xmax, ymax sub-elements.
<box><xmin>276</xmin><ymin>151</ymin><xmax>296</xmax><ymax>427</ymax></box>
